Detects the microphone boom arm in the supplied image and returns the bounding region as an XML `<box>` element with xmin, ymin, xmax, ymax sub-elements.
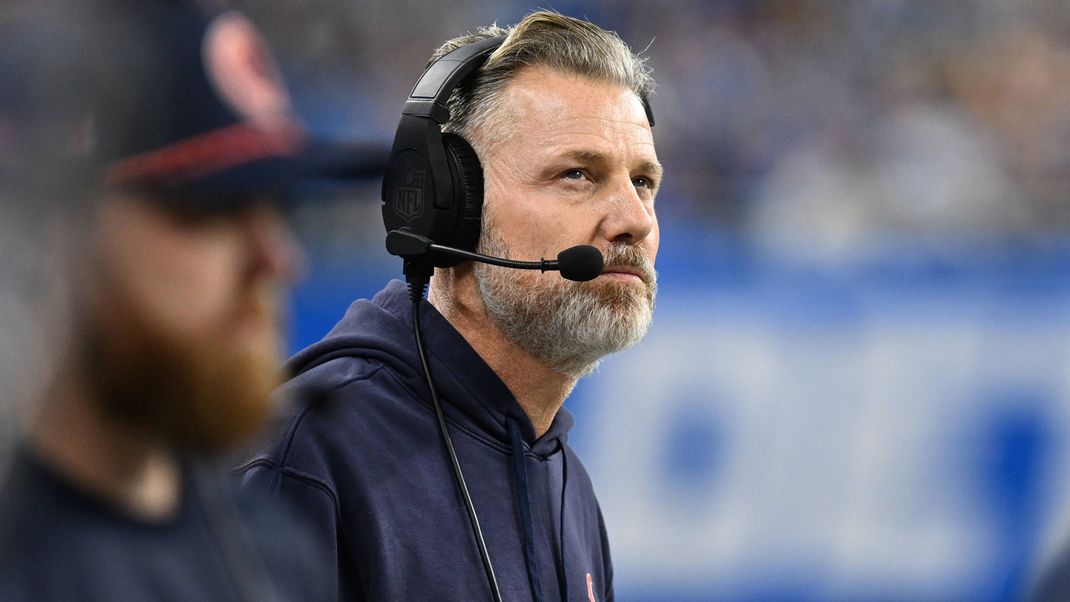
<box><xmin>427</xmin><ymin>243</ymin><xmax>556</xmax><ymax>272</ymax></box>
<box><xmin>385</xmin><ymin>229</ymin><xmax>603</xmax><ymax>282</ymax></box>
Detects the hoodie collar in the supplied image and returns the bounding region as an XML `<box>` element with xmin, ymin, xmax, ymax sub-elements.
<box><xmin>291</xmin><ymin>280</ymin><xmax>573</xmax><ymax>456</ymax></box>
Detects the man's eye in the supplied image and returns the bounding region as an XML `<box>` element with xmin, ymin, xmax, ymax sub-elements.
<box><xmin>633</xmin><ymin>176</ymin><xmax>654</xmax><ymax>189</ymax></box>
<box><xmin>562</xmin><ymin>169</ymin><xmax>585</xmax><ymax>180</ymax></box>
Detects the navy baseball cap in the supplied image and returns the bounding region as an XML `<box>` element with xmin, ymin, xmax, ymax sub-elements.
<box><xmin>0</xmin><ymin>0</ymin><xmax>381</xmax><ymax>209</ymax></box>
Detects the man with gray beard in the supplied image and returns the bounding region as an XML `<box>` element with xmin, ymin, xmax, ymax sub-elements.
<box><xmin>241</xmin><ymin>11</ymin><xmax>661</xmax><ymax>601</ymax></box>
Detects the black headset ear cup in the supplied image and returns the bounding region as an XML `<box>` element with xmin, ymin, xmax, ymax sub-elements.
<box><xmin>442</xmin><ymin>133</ymin><xmax>485</xmax><ymax>254</ymax></box>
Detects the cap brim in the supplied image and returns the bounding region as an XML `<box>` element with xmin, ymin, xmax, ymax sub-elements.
<box><xmin>149</xmin><ymin>138</ymin><xmax>388</xmax><ymax>211</ymax></box>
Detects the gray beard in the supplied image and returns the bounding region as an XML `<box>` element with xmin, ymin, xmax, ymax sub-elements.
<box><xmin>474</xmin><ymin>227</ymin><xmax>656</xmax><ymax>379</ymax></box>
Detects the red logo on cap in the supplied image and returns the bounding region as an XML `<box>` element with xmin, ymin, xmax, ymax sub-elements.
<box><xmin>104</xmin><ymin>12</ymin><xmax>304</xmax><ymax>187</ymax></box>
<box><xmin>202</xmin><ymin>12</ymin><xmax>293</xmax><ymax>130</ymax></box>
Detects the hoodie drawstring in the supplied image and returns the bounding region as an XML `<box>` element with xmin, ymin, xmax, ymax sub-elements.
<box><xmin>508</xmin><ymin>417</ymin><xmax>546</xmax><ymax>602</ymax></box>
<box><xmin>558</xmin><ymin>440</ymin><xmax>569</xmax><ymax>601</ymax></box>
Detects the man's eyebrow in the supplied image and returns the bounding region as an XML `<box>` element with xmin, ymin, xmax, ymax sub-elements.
<box><xmin>638</xmin><ymin>160</ymin><xmax>664</xmax><ymax>180</ymax></box>
<box><xmin>562</xmin><ymin>149</ymin><xmax>607</xmax><ymax>163</ymax></box>
<box><xmin>560</xmin><ymin>150</ymin><xmax>664</xmax><ymax>178</ymax></box>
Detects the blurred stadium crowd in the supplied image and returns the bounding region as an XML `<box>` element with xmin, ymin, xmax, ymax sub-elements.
<box><xmin>236</xmin><ymin>0</ymin><xmax>1070</xmax><ymax>255</ymax></box>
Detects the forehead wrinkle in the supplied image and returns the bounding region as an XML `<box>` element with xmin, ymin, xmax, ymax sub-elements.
<box><xmin>537</xmin><ymin>118</ymin><xmax>654</xmax><ymax>148</ymax></box>
<box><xmin>533</xmin><ymin>105</ymin><xmax>653</xmax><ymax>137</ymax></box>
<box><xmin>535</xmin><ymin>114</ymin><xmax>651</xmax><ymax>136</ymax></box>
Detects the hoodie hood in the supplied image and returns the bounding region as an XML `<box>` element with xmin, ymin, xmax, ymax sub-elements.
<box><xmin>242</xmin><ymin>279</ymin><xmax>615</xmax><ymax>601</ymax></box>
<box><xmin>285</xmin><ymin>279</ymin><xmax>574</xmax><ymax>456</ymax></box>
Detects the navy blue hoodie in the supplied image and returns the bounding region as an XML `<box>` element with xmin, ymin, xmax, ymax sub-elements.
<box><xmin>240</xmin><ymin>280</ymin><xmax>614</xmax><ymax>601</ymax></box>
<box><xmin>0</xmin><ymin>447</ymin><xmax>331</xmax><ymax>601</ymax></box>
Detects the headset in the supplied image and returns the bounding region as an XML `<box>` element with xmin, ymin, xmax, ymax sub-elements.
<box><xmin>381</xmin><ymin>36</ymin><xmax>503</xmax><ymax>271</ymax></box>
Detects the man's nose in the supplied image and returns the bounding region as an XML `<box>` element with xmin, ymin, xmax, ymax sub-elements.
<box><xmin>241</xmin><ymin>204</ymin><xmax>306</xmax><ymax>284</ymax></box>
<box><xmin>600</xmin><ymin>176</ymin><xmax>655</xmax><ymax>245</ymax></box>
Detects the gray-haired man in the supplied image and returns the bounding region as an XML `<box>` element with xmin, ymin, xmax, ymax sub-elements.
<box><xmin>242</xmin><ymin>11</ymin><xmax>662</xmax><ymax>601</ymax></box>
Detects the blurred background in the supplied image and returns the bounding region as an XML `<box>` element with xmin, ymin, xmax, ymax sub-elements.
<box><xmin>253</xmin><ymin>0</ymin><xmax>1070</xmax><ymax>600</ymax></box>
<box><xmin>7</xmin><ymin>0</ymin><xmax>1070</xmax><ymax>599</ymax></box>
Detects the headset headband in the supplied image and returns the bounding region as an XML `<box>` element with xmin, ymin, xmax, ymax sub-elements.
<box><xmin>404</xmin><ymin>36</ymin><xmax>505</xmax><ymax>125</ymax></box>
<box><xmin>381</xmin><ymin>38</ymin><xmax>504</xmax><ymax>264</ymax></box>
<box><xmin>403</xmin><ymin>35</ymin><xmax>654</xmax><ymax>127</ymax></box>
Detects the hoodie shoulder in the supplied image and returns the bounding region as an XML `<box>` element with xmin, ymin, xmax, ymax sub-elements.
<box><xmin>284</xmin><ymin>352</ymin><xmax>385</xmax><ymax>404</ymax></box>
<box><xmin>243</xmin><ymin>355</ymin><xmax>385</xmax><ymax>477</ymax></box>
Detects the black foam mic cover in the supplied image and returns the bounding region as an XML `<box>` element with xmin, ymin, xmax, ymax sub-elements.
<box><xmin>557</xmin><ymin>245</ymin><xmax>604</xmax><ymax>282</ymax></box>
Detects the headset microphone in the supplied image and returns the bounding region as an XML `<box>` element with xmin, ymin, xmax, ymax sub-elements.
<box><xmin>385</xmin><ymin>229</ymin><xmax>604</xmax><ymax>282</ymax></box>
<box><xmin>555</xmin><ymin>245</ymin><xmax>604</xmax><ymax>282</ymax></box>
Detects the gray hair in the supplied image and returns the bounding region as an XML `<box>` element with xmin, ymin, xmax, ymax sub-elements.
<box><xmin>429</xmin><ymin>10</ymin><xmax>654</xmax><ymax>151</ymax></box>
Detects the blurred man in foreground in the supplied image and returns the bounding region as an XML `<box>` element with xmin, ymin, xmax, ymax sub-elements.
<box><xmin>242</xmin><ymin>11</ymin><xmax>661</xmax><ymax>600</ymax></box>
<box><xmin>0</xmin><ymin>0</ymin><xmax>366</xmax><ymax>598</ymax></box>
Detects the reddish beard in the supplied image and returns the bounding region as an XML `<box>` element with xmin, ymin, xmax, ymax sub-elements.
<box><xmin>78</xmin><ymin>282</ymin><xmax>282</xmax><ymax>455</ymax></box>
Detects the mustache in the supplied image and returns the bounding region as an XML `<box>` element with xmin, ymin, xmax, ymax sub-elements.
<box><xmin>601</xmin><ymin>243</ymin><xmax>656</xmax><ymax>286</ymax></box>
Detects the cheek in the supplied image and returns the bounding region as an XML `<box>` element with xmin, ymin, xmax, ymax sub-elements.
<box><xmin>111</xmin><ymin>232</ymin><xmax>244</xmax><ymax>337</ymax></box>
<box><xmin>483</xmin><ymin>161</ymin><xmax>569</xmax><ymax>255</ymax></box>
<box><xmin>489</xmin><ymin>205</ymin><xmax>579</xmax><ymax>259</ymax></box>
<box><xmin>646</xmin><ymin>218</ymin><xmax>661</xmax><ymax>263</ymax></box>
<box><xmin>484</xmin><ymin>191</ymin><xmax>587</xmax><ymax>257</ymax></box>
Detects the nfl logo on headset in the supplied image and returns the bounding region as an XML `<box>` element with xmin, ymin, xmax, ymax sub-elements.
<box><xmin>394</xmin><ymin>163</ymin><xmax>426</xmax><ymax>223</ymax></box>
